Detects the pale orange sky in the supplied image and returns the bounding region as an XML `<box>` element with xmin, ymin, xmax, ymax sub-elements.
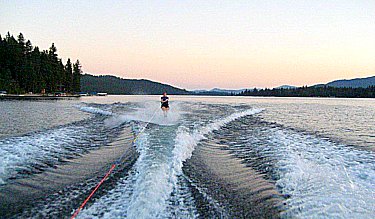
<box><xmin>1</xmin><ymin>0</ymin><xmax>375</xmax><ymax>89</ymax></box>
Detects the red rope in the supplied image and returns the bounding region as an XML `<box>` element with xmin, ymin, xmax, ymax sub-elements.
<box><xmin>71</xmin><ymin>164</ymin><xmax>117</xmax><ymax>219</ymax></box>
<box><xmin>71</xmin><ymin>109</ymin><xmax>157</xmax><ymax>218</ymax></box>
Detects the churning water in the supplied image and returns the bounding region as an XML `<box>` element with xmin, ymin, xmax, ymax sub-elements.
<box><xmin>0</xmin><ymin>96</ymin><xmax>374</xmax><ymax>218</ymax></box>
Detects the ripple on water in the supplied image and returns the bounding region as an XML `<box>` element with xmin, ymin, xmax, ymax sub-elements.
<box><xmin>212</xmin><ymin>116</ymin><xmax>375</xmax><ymax>218</ymax></box>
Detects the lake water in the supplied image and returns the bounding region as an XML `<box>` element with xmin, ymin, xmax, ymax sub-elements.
<box><xmin>0</xmin><ymin>96</ymin><xmax>374</xmax><ymax>218</ymax></box>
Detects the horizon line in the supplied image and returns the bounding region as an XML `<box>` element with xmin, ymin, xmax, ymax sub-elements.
<box><xmin>84</xmin><ymin>72</ymin><xmax>375</xmax><ymax>90</ymax></box>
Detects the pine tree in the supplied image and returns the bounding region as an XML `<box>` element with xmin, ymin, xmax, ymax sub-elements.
<box><xmin>30</xmin><ymin>46</ymin><xmax>41</xmax><ymax>92</ymax></box>
<box><xmin>48</xmin><ymin>43</ymin><xmax>58</xmax><ymax>92</ymax></box>
<box><xmin>65</xmin><ymin>58</ymin><xmax>73</xmax><ymax>92</ymax></box>
<box><xmin>0</xmin><ymin>32</ymin><xmax>79</xmax><ymax>94</ymax></box>
<box><xmin>72</xmin><ymin>59</ymin><xmax>82</xmax><ymax>92</ymax></box>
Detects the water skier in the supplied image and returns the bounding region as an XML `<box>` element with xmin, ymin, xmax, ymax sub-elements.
<box><xmin>161</xmin><ymin>92</ymin><xmax>169</xmax><ymax>117</ymax></box>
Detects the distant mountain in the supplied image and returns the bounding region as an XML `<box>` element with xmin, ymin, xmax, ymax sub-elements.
<box><xmin>191</xmin><ymin>89</ymin><xmax>208</xmax><ymax>93</ymax></box>
<box><xmin>317</xmin><ymin>76</ymin><xmax>375</xmax><ymax>88</ymax></box>
<box><xmin>81</xmin><ymin>74</ymin><xmax>191</xmax><ymax>95</ymax></box>
<box><xmin>193</xmin><ymin>90</ymin><xmax>231</xmax><ymax>96</ymax></box>
<box><xmin>193</xmin><ymin>88</ymin><xmax>247</xmax><ymax>94</ymax></box>
<box><xmin>274</xmin><ymin>85</ymin><xmax>297</xmax><ymax>89</ymax></box>
<box><xmin>80</xmin><ymin>74</ymin><xmax>375</xmax><ymax>96</ymax></box>
<box><xmin>210</xmin><ymin>88</ymin><xmax>248</xmax><ymax>94</ymax></box>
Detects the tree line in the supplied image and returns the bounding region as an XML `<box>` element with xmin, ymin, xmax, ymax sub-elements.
<box><xmin>237</xmin><ymin>86</ymin><xmax>375</xmax><ymax>98</ymax></box>
<box><xmin>0</xmin><ymin>32</ymin><xmax>81</xmax><ymax>94</ymax></box>
<box><xmin>81</xmin><ymin>74</ymin><xmax>191</xmax><ymax>95</ymax></box>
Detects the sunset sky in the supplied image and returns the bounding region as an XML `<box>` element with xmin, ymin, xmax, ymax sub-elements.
<box><xmin>1</xmin><ymin>0</ymin><xmax>375</xmax><ymax>89</ymax></box>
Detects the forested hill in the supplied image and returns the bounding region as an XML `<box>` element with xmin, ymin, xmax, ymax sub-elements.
<box><xmin>80</xmin><ymin>74</ymin><xmax>191</xmax><ymax>95</ymax></box>
<box><xmin>322</xmin><ymin>76</ymin><xmax>375</xmax><ymax>88</ymax></box>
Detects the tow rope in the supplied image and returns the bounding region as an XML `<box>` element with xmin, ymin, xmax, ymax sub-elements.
<box><xmin>71</xmin><ymin>110</ymin><xmax>158</xmax><ymax>219</ymax></box>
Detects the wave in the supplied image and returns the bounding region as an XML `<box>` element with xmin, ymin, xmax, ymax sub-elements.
<box><xmin>220</xmin><ymin>118</ymin><xmax>375</xmax><ymax>218</ymax></box>
<box><xmin>0</xmin><ymin>116</ymin><xmax>124</xmax><ymax>185</ymax></box>
<box><xmin>0</xmin><ymin>125</ymin><xmax>88</xmax><ymax>185</ymax></box>
<box><xmin>77</xmin><ymin>105</ymin><xmax>113</xmax><ymax>116</ymax></box>
<box><xmin>104</xmin><ymin>102</ymin><xmax>182</xmax><ymax>128</ymax></box>
<box><xmin>77</xmin><ymin>102</ymin><xmax>182</xmax><ymax>128</ymax></box>
<box><xmin>269</xmin><ymin>129</ymin><xmax>375</xmax><ymax>218</ymax></box>
<box><xmin>1</xmin><ymin>102</ymin><xmax>181</xmax><ymax>185</ymax></box>
<box><xmin>126</xmin><ymin>108</ymin><xmax>263</xmax><ymax>218</ymax></box>
<box><xmin>171</xmin><ymin>108</ymin><xmax>263</xmax><ymax>176</ymax></box>
<box><xmin>0</xmin><ymin>104</ymin><xmax>115</xmax><ymax>185</ymax></box>
<box><xmin>80</xmin><ymin>108</ymin><xmax>262</xmax><ymax>218</ymax></box>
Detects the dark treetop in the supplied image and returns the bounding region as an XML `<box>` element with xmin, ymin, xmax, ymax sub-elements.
<box><xmin>237</xmin><ymin>86</ymin><xmax>375</xmax><ymax>98</ymax></box>
<box><xmin>0</xmin><ymin>32</ymin><xmax>81</xmax><ymax>94</ymax></box>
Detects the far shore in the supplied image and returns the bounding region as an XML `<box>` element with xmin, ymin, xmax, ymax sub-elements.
<box><xmin>0</xmin><ymin>94</ymin><xmax>80</xmax><ymax>100</ymax></box>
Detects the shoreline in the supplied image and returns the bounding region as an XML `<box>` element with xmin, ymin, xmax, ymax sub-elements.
<box><xmin>1</xmin><ymin>94</ymin><xmax>374</xmax><ymax>99</ymax></box>
<box><xmin>0</xmin><ymin>95</ymin><xmax>80</xmax><ymax>100</ymax></box>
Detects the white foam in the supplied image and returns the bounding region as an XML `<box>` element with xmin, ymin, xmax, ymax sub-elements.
<box><xmin>78</xmin><ymin>101</ymin><xmax>183</xmax><ymax>129</ymax></box>
<box><xmin>128</xmin><ymin>108</ymin><xmax>263</xmax><ymax>218</ymax></box>
<box><xmin>80</xmin><ymin>108</ymin><xmax>263</xmax><ymax>218</ymax></box>
<box><xmin>0</xmin><ymin>126</ymin><xmax>88</xmax><ymax>185</ymax></box>
<box><xmin>171</xmin><ymin>108</ymin><xmax>263</xmax><ymax>176</ymax></box>
<box><xmin>104</xmin><ymin>102</ymin><xmax>181</xmax><ymax>128</ymax></box>
<box><xmin>78</xmin><ymin>106</ymin><xmax>113</xmax><ymax>116</ymax></box>
<box><xmin>80</xmin><ymin>131</ymin><xmax>175</xmax><ymax>219</ymax></box>
<box><xmin>264</xmin><ymin>129</ymin><xmax>375</xmax><ymax>218</ymax></box>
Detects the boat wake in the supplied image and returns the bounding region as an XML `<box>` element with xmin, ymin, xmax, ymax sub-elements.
<box><xmin>206</xmin><ymin>116</ymin><xmax>375</xmax><ymax>218</ymax></box>
<box><xmin>2</xmin><ymin>101</ymin><xmax>374</xmax><ymax>219</ymax></box>
<box><xmin>0</xmin><ymin>115</ymin><xmax>123</xmax><ymax>185</ymax></box>
<box><xmin>79</xmin><ymin>108</ymin><xmax>262</xmax><ymax>218</ymax></box>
